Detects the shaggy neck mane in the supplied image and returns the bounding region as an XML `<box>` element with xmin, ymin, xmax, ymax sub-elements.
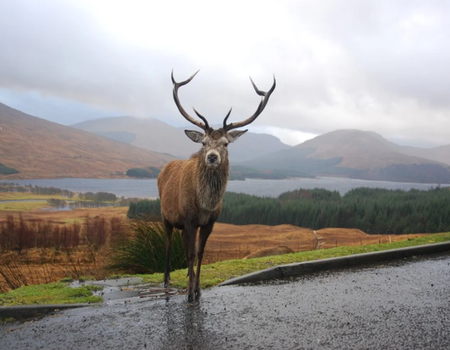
<box><xmin>193</xmin><ymin>153</ymin><xmax>229</xmax><ymax>210</ymax></box>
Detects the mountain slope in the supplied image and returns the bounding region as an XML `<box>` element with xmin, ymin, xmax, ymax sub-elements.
<box><xmin>243</xmin><ymin>129</ymin><xmax>450</xmax><ymax>183</ymax></box>
<box><xmin>0</xmin><ymin>103</ymin><xmax>173</xmax><ymax>179</ymax></box>
<box><xmin>297</xmin><ymin>129</ymin><xmax>450</xmax><ymax>167</ymax></box>
<box><xmin>72</xmin><ymin>116</ymin><xmax>290</xmax><ymax>162</ymax></box>
<box><xmin>398</xmin><ymin>144</ymin><xmax>450</xmax><ymax>166</ymax></box>
<box><xmin>294</xmin><ymin>130</ymin><xmax>430</xmax><ymax>169</ymax></box>
<box><xmin>72</xmin><ymin>116</ymin><xmax>195</xmax><ymax>158</ymax></box>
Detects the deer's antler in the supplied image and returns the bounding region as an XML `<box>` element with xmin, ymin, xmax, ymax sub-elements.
<box><xmin>223</xmin><ymin>75</ymin><xmax>276</xmax><ymax>131</ymax></box>
<box><xmin>172</xmin><ymin>70</ymin><xmax>209</xmax><ymax>131</ymax></box>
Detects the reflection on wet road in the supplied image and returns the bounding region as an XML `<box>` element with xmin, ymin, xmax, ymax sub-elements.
<box><xmin>2</xmin><ymin>253</ymin><xmax>450</xmax><ymax>349</ymax></box>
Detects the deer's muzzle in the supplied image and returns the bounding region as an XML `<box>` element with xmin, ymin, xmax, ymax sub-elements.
<box><xmin>206</xmin><ymin>150</ymin><xmax>220</xmax><ymax>167</ymax></box>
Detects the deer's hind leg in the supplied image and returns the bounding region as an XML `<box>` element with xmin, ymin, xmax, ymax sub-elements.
<box><xmin>163</xmin><ymin>219</ymin><xmax>173</xmax><ymax>288</ymax></box>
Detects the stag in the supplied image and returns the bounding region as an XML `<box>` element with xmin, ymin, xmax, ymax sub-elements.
<box><xmin>158</xmin><ymin>70</ymin><xmax>276</xmax><ymax>302</ymax></box>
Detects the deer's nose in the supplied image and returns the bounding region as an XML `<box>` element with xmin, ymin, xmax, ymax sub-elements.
<box><xmin>207</xmin><ymin>154</ymin><xmax>218</xmax><ymax>163</ymax></box>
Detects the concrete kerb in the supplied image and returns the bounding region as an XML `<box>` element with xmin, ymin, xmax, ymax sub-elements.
<box><xmin>0</xmin><ymin>303</ymin><xmax>91</xmax><ymax>320</ymax></box>
<box><xmin>220</xmin><ymin>241</ymin><xmax>450</xmax><ymax>286</ymax></box>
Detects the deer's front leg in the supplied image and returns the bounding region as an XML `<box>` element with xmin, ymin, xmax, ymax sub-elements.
<box><xmin>194</xmin><ymin>222</ymin><xmax>214</xmax><ymax>299</ymax></box>
<box><xmin>183</xmin><ymin>224</ymin><xmax>197</xmax><ymax>302</ymax></box>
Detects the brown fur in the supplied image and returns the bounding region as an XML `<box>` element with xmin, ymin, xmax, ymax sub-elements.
<box><xmin>158</xmin><ymin>151</ymin><xmax>229</xmax><ymax>228</ymax></box>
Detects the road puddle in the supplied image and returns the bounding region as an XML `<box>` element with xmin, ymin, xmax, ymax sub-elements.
<box><xmin>70</xmin><ymin>277</ymin><xmax>183</xmax><ymax>303</ymax></box>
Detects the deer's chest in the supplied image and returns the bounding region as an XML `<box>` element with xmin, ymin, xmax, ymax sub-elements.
<box><xmin>197</xmin><ymin>208</ymin><xmax>213</xmax><ymax>227</ymax></box>
<box><xmin>196</xmin><ymin>187</ymin><xmax>224</xmax><ymax>226</ymax></box>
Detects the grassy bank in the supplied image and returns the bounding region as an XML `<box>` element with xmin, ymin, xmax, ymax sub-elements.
<box><xmin>0</xmin><ymin>282</ymin><xmax>103</xmax><ymax>306</ymax></box>
<box><xmin>0</xmin><ymin>193</ymin><xmax>69</xmax><ymax>211</ymax></box>
<box><xmin>2</xmin><ymin>232</ymin><xmax>448</xmax><ymax>307</ymax></box>
<box><xmin>141</xmin><ymin>232</ymin><xmax>450</xmax><ymax>288</ymax></box>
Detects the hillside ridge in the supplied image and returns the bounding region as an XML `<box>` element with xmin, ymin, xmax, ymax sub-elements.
<box><xmin>72</xmin><ymin>116</ymin><xmax>290</xmax><ymax>162</ymax></box>
<box><xmin>0</xmin><ymin>102</ymin><xmax>173</xmax><ymax>179</ymax></box>
<box><xmin>243</xmin><ymin>129</ymin><xmax>450</xmax><ymax>183</ymax></box>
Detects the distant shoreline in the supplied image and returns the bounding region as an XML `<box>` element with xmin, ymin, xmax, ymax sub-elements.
<box><xmin>1</xmin><ymin>177</ymin><xmax>448</xmax><ymax>199</ymax></box>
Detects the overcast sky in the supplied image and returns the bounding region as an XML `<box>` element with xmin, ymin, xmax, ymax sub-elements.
<box><xmin>1</xmin><ymin>0</ymin><xmax>449</xmax><ymax>147</ymax></box>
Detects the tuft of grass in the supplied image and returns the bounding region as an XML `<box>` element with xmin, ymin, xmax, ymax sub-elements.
<box><xmin>107</xmin><ymin>219</ymin><xmax>187</xmax><ymax>274</ymax></box>
<box><xmin>141</xmin><ymin>232</ymin><xmax>450</xmax><ymax>289</ymax></box>
<box><xmin>0</xmin><ymin>282</ymin><xmax>103</xmax><ymax>306</ymax></box>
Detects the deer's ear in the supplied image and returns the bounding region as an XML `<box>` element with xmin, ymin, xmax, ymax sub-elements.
<box><xmin>185</xmin><ymin>130</ymin><xmax>204</xmax><ymax>143</ymax></box>
<box><xmin>227</xmin><ymin>129</ymin><xmax>247</xmax><ymax>143</ymax></box>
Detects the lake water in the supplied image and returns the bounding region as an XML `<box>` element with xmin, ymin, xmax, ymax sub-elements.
<box><xmin>3</xmin><ymin>177</ymin><xmax>448</xmax><ymax>198</ymax></box>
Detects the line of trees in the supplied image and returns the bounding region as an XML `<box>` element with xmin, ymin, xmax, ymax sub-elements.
<box><xmin>127</xmin><ymin>187</ymin><xmax>450</xmax><ymax>234</ymax></box>
<box><xmin>0</xmin><ymin>183</ymin><xmax>121</xmax><ymax>203</ymax></box>
<box><xmin>78</xmin><ymin>191</ymin><xmax>117</xmax><ymax>202</ymax></box>
<box><xmin>126</xmin><ymin>166</ymin><xmax>161</xmax><ymax>178</ymax></box>
<box><xmin>128</xmin><ymin>199</ymin><xmax>160</xmax><ymax>218</ymax></box>
<box><xmin>0</xmin><ymin>183</ymin><xmax>74</xmax><ymax>196</ymax></box>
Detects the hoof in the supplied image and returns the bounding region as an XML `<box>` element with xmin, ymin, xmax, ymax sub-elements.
<box><xmin>163</xmin><ymin>280</ymin><xmax>170</xmax><ymax>288</ymax></box>
<box><xmin>187</xmin><ymin>293</ymin><xmax>195</xmax><ymax>303</ymax></box>
<box><xmin>195</xmin><ymin>289</ymin><xmax>201</xmax><ymax>300</ymax></box>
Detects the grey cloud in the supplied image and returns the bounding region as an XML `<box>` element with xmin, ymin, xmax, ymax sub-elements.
<box><xmin>0</xmin><ymin>0</ymin><xmax>450</xmax><ymax>148</ymax></box>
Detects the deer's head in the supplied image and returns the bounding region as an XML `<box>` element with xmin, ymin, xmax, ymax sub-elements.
<box><xmin>172</xmin><ymin>70</ymin><xmax>276</xmax><ymax>168</ymax></box>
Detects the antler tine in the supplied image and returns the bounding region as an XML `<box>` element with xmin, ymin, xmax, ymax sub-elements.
<box><xmin>223</xmin><ymin>75</ymin><xmax>276</xmax><ymax>132</ymax></box>
<box><xmin>222</xmin><ymin>107</ymin><xmax>233</xmax><ymax>129</ymax></box>
<box><xmin>193</xmin><ymin>108</ymin><xmax>210</xmax><ymax>130</ymax></box>
<box><xmin>171</xmin><ymin>70</ymin><xmax>208</xmax><ymax>131</ymax></box>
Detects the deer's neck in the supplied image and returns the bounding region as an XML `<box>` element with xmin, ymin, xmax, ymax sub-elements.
<box><xmin>196</xmin><ymin>160</ymin><xmax>229</xmax><ymax>211</ymax></box>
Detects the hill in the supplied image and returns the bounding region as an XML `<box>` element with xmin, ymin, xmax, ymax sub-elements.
<box><xmin>243</xmin><ymin>129</ymin><xmax>450</xmax><ymax>183</ymax></box>
<box><xmin>398</xmin><ymin>144</ymin><xmax>450</xmax><ymax>166</ymax></box>
<box><xmin>72</xmin><ymin>116</ymin><xmax>290</xmax><ymax>162</ymax></box>
<box><xmin>0</xmin><ymin>103</ymin><xmax>173</xmax><ymax>179</ymax></box>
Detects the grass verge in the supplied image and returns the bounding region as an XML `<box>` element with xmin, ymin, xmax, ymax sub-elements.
<box><xmin>141</xmin><ymin>232</ymin><xmax>450</xmax><ymax>289</ymax></box>
<box><xmin>0</xmin><ymin>282</ymin><xmax>103</xmax><ymax>306</ymax></box>
<box><xmin>1</xmin><ymin>232</ymin><xmax>449</xmax><ymax>306</ymax></box>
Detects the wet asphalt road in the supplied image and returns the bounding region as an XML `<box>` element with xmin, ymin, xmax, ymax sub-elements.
<box><xmin>1</xmin><ymin>253</ymin><xmax>450</xmax><ymax>350</ymax></box>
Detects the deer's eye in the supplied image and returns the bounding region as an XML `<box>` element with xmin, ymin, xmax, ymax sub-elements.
<box><xmin>202</xmin><ymin>142</ymin><xmax>206</xmax><ymax>146</ymax></box>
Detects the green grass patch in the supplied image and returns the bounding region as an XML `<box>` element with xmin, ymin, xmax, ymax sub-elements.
<box><xmin>0</xmin><ymin>193</ymin><xmax>69</xmax><ymax>201</ymax></box>
<box><xmin>141</xmin><ymin>232</ymin><xmax>450</xmax><ymax>289</ymax></box>
<box><xmin>0</xmin><ymin>193</ymin><xmax>72</xmax><ymax>211</ymax></box>
<box><xmin>0</xmin><ymin>201</ymin><xmax>48</xmax><ymax>211</ymax></box>
<box><xmin>0</xmin><ymin>282</ymin><xmax>103</xmax><ymax>306</ymax></box>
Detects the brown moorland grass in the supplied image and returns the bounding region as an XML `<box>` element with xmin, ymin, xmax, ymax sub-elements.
<box><xmin>204</xmin><ymin>223</ymin><xmax>425</xmax><ymax>263</ymax></box>
<box><xmin>0</xmin><ymin>205</ymin><xmax>428</xmax><ymax>292</ymax></box>
<box><xmin>0</xmin><ymin>247</ymin><xmax>110</xmax><ymax>292</ymax></box>
<box><xmin>0</xmin><ymin>206</ymin><xmax>129</xmax><ymax>223</ymax></box>
<box><xmin>1</xmin><ymin>206</ymin><xmax>420</xmax><ymax>261</ymax></box>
